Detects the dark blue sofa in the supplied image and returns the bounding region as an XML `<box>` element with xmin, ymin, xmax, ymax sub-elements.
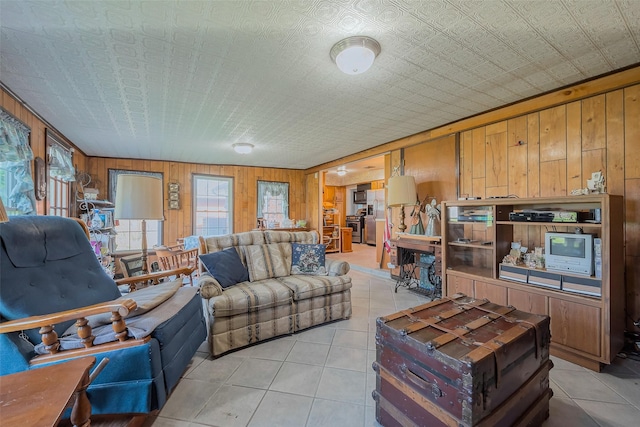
<box><xmin>0</xmin><ymin>216</ymin><xmax>207</xmax><ymax>415</ymax></box>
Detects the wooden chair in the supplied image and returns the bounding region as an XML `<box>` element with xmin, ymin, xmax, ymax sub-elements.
<box><xmin>154</xmin><ymin>244</ymin><xmax>199</xmax><ymax>285</ymax></box>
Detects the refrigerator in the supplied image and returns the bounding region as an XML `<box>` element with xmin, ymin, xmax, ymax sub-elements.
<box><xmin>365</xmin><ymin>189</ymin><xmax>385</xmax><ymax>245</ymax></box>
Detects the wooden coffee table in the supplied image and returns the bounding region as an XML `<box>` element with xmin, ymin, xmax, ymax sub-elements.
<box><xmin>0</xmin><ymin>356</ymin><xmax>96</xmax><ymax>427</ymax></box>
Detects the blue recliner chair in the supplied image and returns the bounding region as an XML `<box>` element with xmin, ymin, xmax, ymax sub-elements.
<box><xmin>0</xmin><ymin>216</ymin><xmax>208</xmax><ymax>415</ymax></box>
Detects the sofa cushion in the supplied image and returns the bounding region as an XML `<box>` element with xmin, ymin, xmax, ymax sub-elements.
<box><xmin>201</xmin><ymin>231</ymin><xmax>266</xmax><ymax>264</ymax></box>
<box><xmin>277</xmin><ymin>274</ymin><xmax>352</xmax><ymax>301</ymax></box>
<box><xmin>210</xmin><ymin>279</ymin><xmax>293</xmax><ymax>317</ymax></box>
<box><xmin>264</xmin><ymin>230</ymin><xmax>318</xmax><ymax>244</ymax></box>
<box><xmin>199</xmin><ymin>248</ymin><xmax>248</xmax><ymax>288</ymax></box>
<box><xmin>243</xmin><ymin>243</ymin><xmax>291</xmax><ymax>282</ymax></box>
<box><xmin>291</xmin><ymin>243</ymin><xmax>327</xmax><ymax>275</ymax></box>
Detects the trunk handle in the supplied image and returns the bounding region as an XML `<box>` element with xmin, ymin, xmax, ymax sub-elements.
<box><xmin>400</xmin><ymin>364</ymin><xmax>443</xmax><ymax>399</ymax></box>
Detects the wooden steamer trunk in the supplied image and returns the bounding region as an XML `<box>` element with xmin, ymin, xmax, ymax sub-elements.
<box><xmin>373</xmin><ymin>294</ymin><xmax>552</xmax><ymax>427</ymax></box>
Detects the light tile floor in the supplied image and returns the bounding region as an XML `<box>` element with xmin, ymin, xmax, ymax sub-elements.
<box><xmin>148</xmin><ymin>246</ymin><xmax>640</xmax><ymax>427</ymax></box>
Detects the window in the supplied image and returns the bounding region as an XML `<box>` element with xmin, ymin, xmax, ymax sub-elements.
<box><xmin>46</xmin><ymin>130</ymin><xmax>75</xmax><ymax>217</ymax></box>
<box><xmin>193</xmin><ymin>175</ymin><xmax>232</xmax><ymax>236</ymax></box>
<box><xmin>114</xmin><ymin>219</ymin><xmax>161</xmax><ymax>251</ymax></box>
<box><xmin>257</xmin><ymin>181</ymin><xmax>289</xmax><ymax>226</ymax></box>
<box><xmin>109</xmin><ymin>169</ymin><xmax>163</xmax><ymax>251</ymax></box>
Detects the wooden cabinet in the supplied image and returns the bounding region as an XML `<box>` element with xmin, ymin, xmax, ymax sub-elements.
<box><xmin>371</xmin><ymin>180</ymin><xmax>385</xmax><ymax>190</ymax></box>
<box><xmin>340</xmin><ymin>227</ymin><xmax>352</xmax><ymax>253</ymax></box>
<box><xmin>442</xmin><ymin>194</ymin><xmax>624</xmax><ymax>371</ymax></box>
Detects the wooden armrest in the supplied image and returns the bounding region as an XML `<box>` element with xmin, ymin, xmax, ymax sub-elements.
<box><xmin>115</xmin><ymin>266</ymin><xmax>194</xmax><ymax>287</ymax></box>
<box><xmin>0</xmin><ymin>299</ymin><xmax>137</xmax><ymax>355</ymax></box>
<box><xmin>0</xmin><ymin>299</ymin><xmax>136</xmax><ymax>334</ymax></box>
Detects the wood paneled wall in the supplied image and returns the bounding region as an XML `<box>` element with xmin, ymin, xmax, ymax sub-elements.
<box><xmin>85</xmin><ymin>157</ymin><xmax>307</xmax><ymax>245</ymax></box>
<box><xmin>459</xmin><ymin>84</ymin><xmax>640</xmax><ymax>329</ymax></box>
<box><xmin>1</xmin><ymin>87</ymin><xmax>88</xmax><ymax>215</ymax></box>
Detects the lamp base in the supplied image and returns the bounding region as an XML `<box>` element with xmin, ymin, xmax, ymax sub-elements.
<box><xmin>398</xmin><ymin>206</ymin><xmax>407</xmax><ymax>232</ymax></box>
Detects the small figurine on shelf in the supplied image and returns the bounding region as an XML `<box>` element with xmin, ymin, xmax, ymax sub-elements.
<box><xmin>571</xmin><ymin>171</ymin><xmax>606</xmax><ymax>195</ymax></box>
<box><xmin>425</xmin><ymin>199</ymin><xmax>441</xmax><ymax>237</ymax></box>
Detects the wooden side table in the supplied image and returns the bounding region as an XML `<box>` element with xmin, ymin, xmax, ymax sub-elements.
<box><xmin>0</xmin><ymin>356</ymin><xmax>96</xmax><ymax>427</ymax></box>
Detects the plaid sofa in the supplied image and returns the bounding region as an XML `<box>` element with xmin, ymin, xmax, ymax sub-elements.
<box><xmin>198</xmin><ymin>230</ymin><xmax>352</xmax><ymax>356</ymax></box>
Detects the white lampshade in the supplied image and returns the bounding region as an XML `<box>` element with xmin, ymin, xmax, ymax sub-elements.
<box><xmin>114</xmin><ymin>175</ymin><xmax>164</xmax><ymax>220</ymax></box>
<box><xmin>387</xmin><ymin>175</ymin><xmax>417</xmax><ymax>207</ymax></box>
<box><xmin>330</xmin><ymin>36</ymin><xmax>381</xmax><ymax>75</ymax></box>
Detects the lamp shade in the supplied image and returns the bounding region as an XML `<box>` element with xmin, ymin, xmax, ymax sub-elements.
<box><xmin>0</xmin><ymin>196</ymin><xmax>8</xmax><ymax>222</ymax></box>
<box><xmin>387</xmin><ymin>175</ymin><xmax>417</xmax><ymax>207</ymax></box>
<box><xmin>114</xmin><ymin>175</ymin><xmax>164</xmax><ymax>220</ymax></box>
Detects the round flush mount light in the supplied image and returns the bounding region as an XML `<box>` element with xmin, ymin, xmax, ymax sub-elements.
<box><xmin>336</xmin><ymin>166</ymin><xmax>347</xmax><ymax>176</ymax></box>
<box><xmin>233</xmin><ymin>143</ymin><xmax>254</xmax><ymax>154</ymax></box>
<box><xmin>330</xmin><ymin>36</ymin><xmax>381</xmax><ymax>75</ymax></box>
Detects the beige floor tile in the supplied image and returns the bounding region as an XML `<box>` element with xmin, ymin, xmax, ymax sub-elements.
<box><xmin>351</xmin><ymin>296</ymin><xmax>370</xmax><ymax>308</ymax></box>
<box><xmin>294</xmin><ymin>325</ymin><xmax>336</xmax><ymax>344</ymax></box>
<box><xmin>325</xmin><ymin>345</ymin><xmax>368</xmax><ymax>372</ymax></box>
<box><xmin>269</xmin><ymin>361</ymin><xmax>324</xmax><ymax>397</ymax></box>
<box><xmin>366</xmin><ymin>373</ymin><xmax>377</xmax><ymax>407</ymax></box>
<box><xmin>153</xmin><ymin>258</ymin><xmax>640</xmax><ymax>427</ymax></box>
<box><xmin>286</xmin><ymin>340</ymin><xmax>330</xmax><ymax>366</ymax></box>
<box><xmin>307</xmin><ymin>398</ymin><xmax>366</xmax><ymax>427</ymax></box>
<box><xmin>226</xmin><ymin>358</ymin><xmax>282</xmax><ymax>389</ymax></box>
<box><xmin>193</xmin><ymin>384</ymin><xmax>266</xmax><ymax>427</ymax></box>
<box><xmin>316</xmin><ymin>367</ymin><xmax>366</xmax><ymax>405</ymax></box>
<box><xmin>551</xmin><ymin>369</ymin><xmax>628</xmax><ymax>403</ymax></box>
<box><xmin>351</xmin><ymin>305</ymin><xmax>369</xmax><ymax>318</ymax></box>
<box><xmin>334</xmin><ymin>316</ymin><xmax>370</xmax><ymax>332</ymax></box>
<box><xmin>159</xmin><ymin>378</ymin><xmax>222</xmax><ymax>421</ymax></box>
<box><xmin>549</xmin><ymin>379</ymin><xmax>569</xmax><ymax>399</ymax></box>
<box><xmin>146</xmin><ymin>417</ymin><xmax>193</xmax><ymax>427</ymax></box>
<box><xmin>247</xmin><ymin>390</ymin><xmax>313</xmax><ymax>427</ymax></box>
<box><xmin>365</xmin><ymin>404</ymin><xmax>383</xmax><ymax>427</ymax></box>
<box><xmin>183</xmin><ymin>352</ymin><xmax>208</xmax><ymax>377</ymax></box>
<box><xmin>368</xmin><ymin>332</ymin><xmax>377</xmax><ymax>350</ymax></box>
<box><xmin>185</xmin><ymin>355</ymin><xmax>244</xmax><ymax>383</ymax></box>
<box><xmin>241</xmin><ymin>337</ymin><xmax>295</xmax><ymax>361</ymax></box>
<box><xmin>589</xmin><ymin>371</ymin><xmax>640</xmax><ymax>407</ymax></box>
<box><xmin>573</xmin><ymin>399</ymin><xmax>640</xmax><ymax>427</ymax></box>
<box><xmin>333</xmin><ymin>329</ymin><xmax>369</xmax><ymax>349</ymax></box>
<box><xmin>542</xmin><ymin>397</ymin><xmax>599</xmax><ymax>427</ymax></box>
<box><xmin>550</xmin><ymin>355</ymin><xmax>588</xmax><ymax>371</ymax></box>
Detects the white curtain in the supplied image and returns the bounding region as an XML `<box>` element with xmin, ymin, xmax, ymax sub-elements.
<box><xmin>48</xmin><ymin>142</ymin><xmax>76</xmax><ymax>182</ymax></box>
<box><xmin>257</xmin><ymin>181</ymin><xmax>289</xmax><ymax>219</ymax></box>
<box><xmin>0</xmin><ymin>109</ymin><xmax>36</xmax><ymax>215</ymax></box>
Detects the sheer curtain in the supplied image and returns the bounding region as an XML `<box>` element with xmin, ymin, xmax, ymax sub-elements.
<box><xmin>48</xmin><ymin>136</ymin><xmax>76</xmax><ymax>182</ymax></box>
<box><xmin>257</xmin><ymin>181</ymin><xmax>289</xmax><ymax>222</ymax></box>
<box><xmin>0</xmin><ymin>109</ymin><xmax>36</xmax><ymax>215</ymax></box>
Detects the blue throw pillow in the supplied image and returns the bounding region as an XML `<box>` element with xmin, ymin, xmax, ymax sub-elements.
<box><xmin>199</xmin><ymin>248</ymin><xmax>249</xmax><ymax>288</ymax></box>
<box><xmin>291</xmin><ymin>243</ymin><xmax>327</xmax><ymax>275</ymax></box>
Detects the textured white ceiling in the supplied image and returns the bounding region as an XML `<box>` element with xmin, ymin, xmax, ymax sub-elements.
<box><xmin>1</xmin><ymin>1</ymin><xmax>639</xmax><ymax>169</ymax></box>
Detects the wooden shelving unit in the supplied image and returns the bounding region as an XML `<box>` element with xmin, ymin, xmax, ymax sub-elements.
<box><xmin>323</xmin><ymin>225</ymin><xmax>340</xmax><ymax>253</ymax></box>
<box><xmin>441</xmin><ymin>194</ymin><xmax>624</xmax><ymax>372</ymax></box>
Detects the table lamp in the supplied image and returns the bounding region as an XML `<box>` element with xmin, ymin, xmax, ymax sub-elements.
<box><xmin>387</xmin><ymin>175</ymin><xmax>417</xmax><ymax>233</ymax></box>
<box><xmin>114</xmin><ymin>175</ymin><xmax>164</xmax><ymax>274</ymax></box>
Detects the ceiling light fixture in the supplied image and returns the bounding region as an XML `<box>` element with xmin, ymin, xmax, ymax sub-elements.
<box><xmin>337</xmin><ymin>166</ymin><xmax>347</xmax><ymax>176</ymax></box>
<box><xmin>233</xmin><ymin>143</ymin><xmax>254</xmax><ymax>154</ymax></box>
<box><xmin>330</xmin><ymin>36</ymin><xmax>381</xmax><ymax>75</ymax></box>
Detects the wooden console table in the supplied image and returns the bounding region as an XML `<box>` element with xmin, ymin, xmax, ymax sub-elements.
<box><xmin>0</xmin><ymin>356</ymin><xmax>96</xmax><ymax>427</ymax></box>
<box><xmin>393</xmin><ymin>234</ymin><xmax>443</xmax><ymax>298</ymax></box>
